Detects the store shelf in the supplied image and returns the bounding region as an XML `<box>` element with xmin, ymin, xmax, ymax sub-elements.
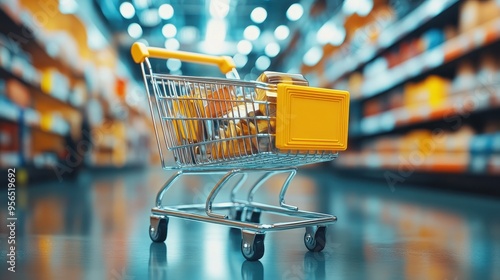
<box><xmin>322</xmin><ymin>0</ymin><xmax>458</xmax><ymax>86</ymax></box>
<box><xmin>0</xmin><ymin>99</ymin><xmax>69</xmax><ymax>137</ymax></box>
<box><xmin>336</xmin><ymin>152</ymin><xmax>500</xmax><ymax>175</ymax></box>
<box><xmin>352</xmin><ymin>82</ymin><xmax>500</xmax><ymax>138</ymax></box>
<box><xmin>338</xmin><ymin>152</ymin><xmax>468</xmax><ymax>173</ymax></box>
<box><xmin>359</xmin><ymin>18</ymin><xmax>500</xmax><ymax>100</ymax></box>
<box><xmin>0</xmin><ymin>66</ymin><xmax>79</xmax><ymax>112</ymax></box>
<box><xmin>0</xmin><ymin>7</ymin><xmax>83</xmax><ymax>79</ymax></box>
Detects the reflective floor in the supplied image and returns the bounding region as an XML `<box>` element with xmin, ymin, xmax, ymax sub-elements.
<box><xmin>1</xmin><ymin>167</ymin><xmax>500</xmax><ymax>280</ymax></box>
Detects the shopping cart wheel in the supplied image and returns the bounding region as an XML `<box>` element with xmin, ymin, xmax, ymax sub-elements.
<box><xmin>230</xmin><ymin>207</ymin><xmax>244</xmax><ymax>221</ymax></box>
<box><xmin>149</xmin><ymin>215</ymin><xmax>169</xmax><ymax>243</ymax></box>
<box><xmin>304</xmin><ymin>226</ymin><xmax>326</xmax><ymax>252</ymax></box>
<box><xmin>241</xmin><ymin>231</ymin><xmax>265</xmax><ymax>261</ymax></box>
<box><xmin>245</xmin><ymin>209</ymin><xmax>261</xmax><ymax>224</ymax></box>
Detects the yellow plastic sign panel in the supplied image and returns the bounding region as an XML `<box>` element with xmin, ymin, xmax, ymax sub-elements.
<box><xmin>275</xmin><ymin>84</ymin><xmax>349</xmax><ymax>151</ymax></box>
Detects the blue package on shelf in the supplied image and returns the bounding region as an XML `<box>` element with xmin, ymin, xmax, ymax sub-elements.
<box><xmin>422</xmin><ymin>29</ymin><xmax>445</xmax><ymax>50</ymax></box>
<box><xmin>469</xmin><ymin>134</ymin><xmax>495</xmax><ymax>154</ymax></box>
<box><xmin>492</xmin><ymin>133</ymin><xmax>500</xmax><ymax>153</ymax></box>
<box><xmin>469</xmin><ymin>154</ymin><xmax>489</xmax><ymax>173</ymax></box>
<box><xmin>0</xmin><ymin>98</ymin><xmax>20</xmax><ymax>121</ymax></box>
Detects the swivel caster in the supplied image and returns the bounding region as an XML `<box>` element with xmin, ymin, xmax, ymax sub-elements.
<box><xmin>241</xmin><ymin>230</ymin><xmax>265</xmax><ymax>261</ymax></box>
<box><xmin>149</xmin><ymin>215</ymin><xmax>169</xmax><ymax>242</ymax></box>
<box><xmin>304</xmin><ymin>226</ymin><xmax>326</xmax><ymax>252</ymax></box>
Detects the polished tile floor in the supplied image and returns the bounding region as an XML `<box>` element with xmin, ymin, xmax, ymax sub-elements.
<box><xmin>1</xmin><ymin>167</ymin><xmax>500</xmax><ymax>280</ymax></box>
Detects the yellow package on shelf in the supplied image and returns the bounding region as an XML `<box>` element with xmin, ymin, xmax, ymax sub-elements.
<box><xmin>40</xmin><ymin>69</ymin><xmax>52</xmax><ymax>95</ymax></box>
<box><xmin>40</xmin><ymin>113</ymin><xmax>53</xmax><ymax>133</ymax></box>
<box><xmin>424</xmin><ymin>75</ymin><xmax>450</xmax><ymax>108</ymax></box>
<box><xmin>40</xmin><ymin>68</ymin><xmax>70</xmax><ymax>102</ymax></box>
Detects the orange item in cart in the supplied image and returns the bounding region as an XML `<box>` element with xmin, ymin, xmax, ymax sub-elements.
<box><xmin>204</xmin><ymin>86</ymin><xmax>237</xmax><ymax>117</ymax></box>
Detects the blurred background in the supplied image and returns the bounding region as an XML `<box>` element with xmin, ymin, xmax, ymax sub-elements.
<box><xmin>1</xmin><ymin>0</ymin><xmax>500</xmax><ymax>279</ymax></box>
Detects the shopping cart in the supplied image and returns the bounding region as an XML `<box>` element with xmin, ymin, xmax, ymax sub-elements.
<box><xmin>131</xmin><ymin>42</ymin><xmax>350</xmax><ymax>261</ymax></box>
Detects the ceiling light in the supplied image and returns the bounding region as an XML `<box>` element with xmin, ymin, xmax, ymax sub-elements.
<box><xmin>274</xmin><ymin>25</ymin><xmax>290</xmax><ymax>40</ymax></box>
<box><xmin>250</xmin><ymin>7</ymin><xmax>267</xmax><ymax>24</ymax></box>
<box><xmin>237</xmin><ymin>40</ymin><xmax>253</xmax><ymax>55</ymax></box>
<box><xmin>127</xmin><ymin>23</ymin><xmax>143</xmax><ymax>39</ymax></box>
<box><xmin>158</xmin><ymin>4</ymin><xmax>174</xmax><ymax>20</ymax></box>
<box><xmin>87</xmin><ymin>23</ymin><xmax>108</xmax><ymax>50</ymax></box>
<box><xmin>119</xmin><ymin>2</ymin><xmax>135</xmax><ymax>19</ymax></box>
<box><xmin>179</xmin><ymin>26</ymin><xmax>199</xmax><ymax>44</ymax></box>
<box><xmin>59</xmin><ymin>0</ymin><xmax>78</xmax><ymax>14</ymax></box>
<box><xmin>204</xmin><ymin>18</ymin><xmax>227</xmax><ymax>54</ymax></box>
<box><xmin>357</xmin><ymin>0</ymin><xmax>373</xmax><ymax>16</ymax></box>
<box><xmin>162</xmin><ymin>24</ymin><xmax>177</xmax><ymax>38</ymax></box>
<box><xmin>205</xmin><ymin>18</ymin><xmax>226</xmax><ymax>42</ymax></box>
<box><xmin>133</xmin><ymin>0</ymin><xmax>149</xmax><ymax>9</ymax></box>
<box><xmin>233</xmin><ymin>53</ymin><xmax>248</xmax><ymax>68</ymax></box>
<box><xmin>342</xmin><ymin>0</ymin><xmax>357</xmax><ymax>15</ymax></box>
<box><xmin>317</xmin><ymin>21</ymin><xmax>346</xmax><ymax>46</ymax></box>
<box><xmin>244</xmin><ymin>25</ymin><xmax>260</xmax><ymax>41</ymax></box>
<box><xmin>343</xmin><ymin>0</ymin><xmax>373</xmax><ymax>16</ymax></box>
<box><xmin>255</xmin><ymin>56</ymin><xmax>271</xmax><ymax>71</ymax></box>
<box><xmin>303</xmin><ymin>46</ymin><xmax>323</xmax><ymax>66</ymax></box>
<box><xmin>137</xmin><ymin>38</ymin><xmax>149</xmax><ymax>46</ymax></box>
<box><xmin>165</xmin><ymin>38</ymin><xmax>180</xmax><ymax>50</ymax></box>
<box><xmin>140</xmin><ymin>9</ymin><xmax>161</xmax><ymax>27</ymax></box>
<box><xmin>209</xmin><ymin>0</ymin><xmax>230</xmax><ymax>18</ymax></box>
<box><xmin>287</xmin><ymin>3</ymin><xmax>304</xmax><ymax>21</ymax></box>
<box><xmin>265</xmin><ymin>42</ymin><xmax>280</xmax><ymax>57</ymax></box>
<box><xmin>167</xmin><ymin>59</ymin><xmax>182</xmax><ymax>71</ymax></box>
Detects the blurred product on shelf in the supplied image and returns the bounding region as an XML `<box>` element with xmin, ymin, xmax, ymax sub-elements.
<box><xmin>41</xmin><ymin>69</ymin><xmax>70</xmax><ymax>102</ymax></box>
<box><xmin>6</xmin><ymin>78</ymin><xmax>30</xmax><ymax>108</ymax></box>
<box><xmin>0</xmin><ymin>122</ymin><xmax>20</xmax><ymax>166</ymax></box>
<box><xmin>459</xmin><ymin>0</ymin><xmax>500</xmax><ymax>33</ymax></box>
<box><xmin>337</xmin><ymin>125</ymin><xmax>500</xmax><ymax>175</ymax></box>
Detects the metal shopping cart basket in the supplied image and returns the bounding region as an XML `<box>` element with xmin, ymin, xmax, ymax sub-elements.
<box><xmin>131</xmin><ymin>42</ymin><xmax>350</xmax><ymax>261</ymax></box>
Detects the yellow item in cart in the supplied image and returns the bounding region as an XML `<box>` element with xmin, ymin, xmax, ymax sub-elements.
<box><xmin>208</xmin><ymin>104</ymin><xmax>260</xmax><ymax>160</ymax></box>
<box><xmin>172</xmin><ymin>86</ymin><xmax>238</xmax><ymax>144</ymax></box>
<box><xmin>210</xmin><ymin>122</ymin><xmax>255</xmax><ymax>159</ymax></box>
<box><xmin>171</xmin><ymin>94</ymin><xmax>205</xmax><ymax>143</ymax></box>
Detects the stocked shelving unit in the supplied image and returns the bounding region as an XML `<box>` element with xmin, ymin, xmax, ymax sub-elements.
<box><xmin>279</xmin><ymin>0</ymin><xmax>500</xmax><ymax>183</ymax></box>
<box><xmin>0</xmin><ymin>1</ymin><xmax>153</xmax><ymax>183</ymax></box>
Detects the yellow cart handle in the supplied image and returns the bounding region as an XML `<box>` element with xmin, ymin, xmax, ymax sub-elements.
<box><xmin>131</xmin><ymin>42</ymin><xmax>236</xmax><ymax>74</ymax></box>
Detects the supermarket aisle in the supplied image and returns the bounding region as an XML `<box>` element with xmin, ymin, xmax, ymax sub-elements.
<box><xmin>1</xmin><ymin>167</ymin><xmax>499</xmax><ymax>279</ymax></box>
